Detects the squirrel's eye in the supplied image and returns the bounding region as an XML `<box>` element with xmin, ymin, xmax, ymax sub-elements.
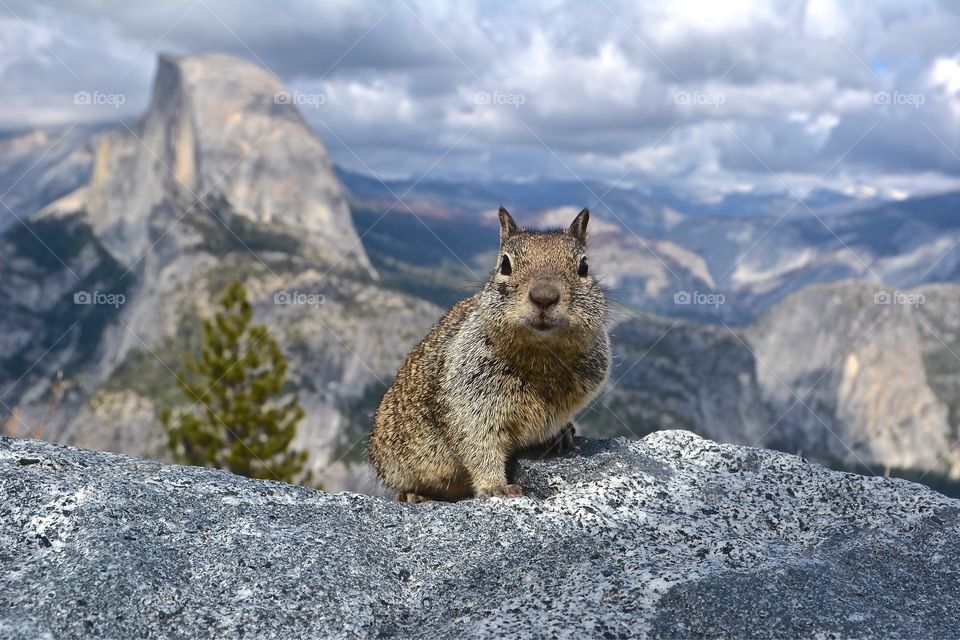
<box><xmin>500</xmin><ymin>254</ymin><xmax>512</xmax><ymax>276</ymax></box>
<box><xmin>577</xmin><ymin>257</ymin><xmax>589</xmax><ymax>277</ymax></box>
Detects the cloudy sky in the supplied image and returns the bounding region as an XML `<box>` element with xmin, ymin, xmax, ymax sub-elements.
<box><xmin>4</xmin><ymin>0</ymin><xmax>960</xmax><ymax>198</ymax></box>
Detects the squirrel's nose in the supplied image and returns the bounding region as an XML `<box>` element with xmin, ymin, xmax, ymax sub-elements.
<box><xmin>529</xmin><ymin>282</ymin><xmax>561</xmax><ymax>311</ymax></box>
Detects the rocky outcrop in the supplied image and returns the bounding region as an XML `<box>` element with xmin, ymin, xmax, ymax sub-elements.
<box><xmin>2</xmin><ymin>431</ymin><xmax>958</xmax><ymax>639</ymax></box>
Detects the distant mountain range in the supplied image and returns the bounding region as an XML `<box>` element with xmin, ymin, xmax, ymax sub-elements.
<box><xmin>587</xmin><ymin>281</ymin><xmax>960</xmax><ymax>490</ymax></box>
<box><xmin>1</xmin><ymin>53</ymin><xmax>959</xmax><ymax>493</ymax></box>
<box><xmin>341</xmin><ymin>167</ymin><xmax>960</xmax><ymax>324</ymax></box>
<box><xmin>7</xmin><ymin>115</ymin><xmax>958</xmax><ymax>327</ymax></box>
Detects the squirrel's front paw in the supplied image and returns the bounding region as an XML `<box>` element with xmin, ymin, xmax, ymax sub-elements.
<box><xmin>477</xmin><ymin>484</ymin><xmax>524</xmax><ymax>499</ymax></box>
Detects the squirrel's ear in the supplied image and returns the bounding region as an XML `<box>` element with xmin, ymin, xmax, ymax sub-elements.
<box><xmin>498</xmin><ymin>207</ymin><xmax>519</xmax><ymax>244</ymax></box>
<box><xmin>568</xmin><ymin>208</ymin><xmax>589</xmax><ymax>242</ymax></box>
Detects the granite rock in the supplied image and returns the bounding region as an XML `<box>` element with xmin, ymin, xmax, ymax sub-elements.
<box><xmin>1</xmin><ymin>431</ymin><xmax>958</xmax><ymax>638</ymax></box>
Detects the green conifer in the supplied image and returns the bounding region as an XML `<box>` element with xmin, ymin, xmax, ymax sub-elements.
<box><xmin>162</xmin><ymin>281</ymin><xmax>308</xmax><ymax>483</ymax></box>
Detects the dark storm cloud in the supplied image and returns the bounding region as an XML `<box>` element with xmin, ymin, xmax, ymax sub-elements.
<box><xmin>3</xmin><ymin>0</ymin><xmax>960</xmax><ymax>193</ymax></box>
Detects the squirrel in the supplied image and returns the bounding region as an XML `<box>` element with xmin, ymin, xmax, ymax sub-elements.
<box><xmin>369</xmin><ymin>207</ymin><xmax>611</xmax><ymax>502</ymax></box>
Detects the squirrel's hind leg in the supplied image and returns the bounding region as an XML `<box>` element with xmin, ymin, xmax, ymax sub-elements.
<box><xmin>397</xmin><ymin>473</ymin><xmax>473</xmax><ymax>503</ymax></box>
<box><xmin>398</xmin><ymin>492</ymin><xmax>432</xmax><ymax>503</ymax></box>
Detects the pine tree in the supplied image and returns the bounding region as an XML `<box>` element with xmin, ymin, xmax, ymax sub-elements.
<box><xmin>162</xmin><ymin>281</ymin><xmax>308</xmax><ymax>483</ymax></box>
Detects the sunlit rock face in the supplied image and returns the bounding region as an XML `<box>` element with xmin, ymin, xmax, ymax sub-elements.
<box><xmin>2</xmin><ymin>432</ymin><xmax>958</xmax><ymax>638</ymax></box>
<box><xmin>84</xmin><ymin>53</ymin><xmax>372</xmax><ymax>273</ymax></box>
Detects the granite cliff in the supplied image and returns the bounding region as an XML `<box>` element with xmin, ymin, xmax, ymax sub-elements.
<box><xmin>0</xmin><ymin>54</ymin><xmax>435</xmax><ymax>489</ymax></box>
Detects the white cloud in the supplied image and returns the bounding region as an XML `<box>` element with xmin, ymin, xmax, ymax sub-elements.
<box><xmin>3</xmin><ymin>0</ymin><xmax>960</xmax><ymax>195</ymax></box>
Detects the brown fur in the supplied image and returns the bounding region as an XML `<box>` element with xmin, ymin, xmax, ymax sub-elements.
<box><xmin>368</xmin><ymin>207</ymin><xmax>611</xmax><ymax>500</ymax></box>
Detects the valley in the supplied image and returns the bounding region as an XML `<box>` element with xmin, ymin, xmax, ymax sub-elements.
<box><xmin>2</xmin><ymin>53</ymin><xmax>959</xmax><ymax>495</ymax></box>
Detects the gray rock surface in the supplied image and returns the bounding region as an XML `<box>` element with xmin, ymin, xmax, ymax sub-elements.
<box><xmin>2</xmin><ymin>431</ymin><xmax>958</xmax><ymax>639</ymax></box>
